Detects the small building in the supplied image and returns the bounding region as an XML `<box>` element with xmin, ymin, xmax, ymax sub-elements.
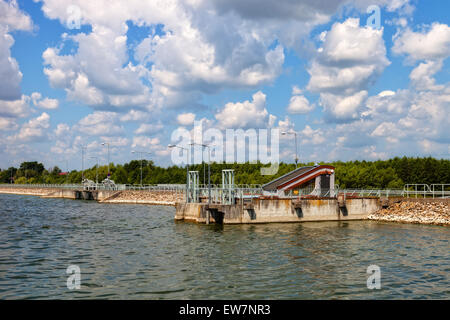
<box><xmin>262</xmin><ymin>165</ymin><xmax>335</xmax><ymax>197</ymax></box>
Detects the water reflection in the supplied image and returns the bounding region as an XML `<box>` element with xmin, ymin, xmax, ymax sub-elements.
<box><xmin>0</xmin><ymin>193</ymin><xmax>448</xmax><ymax>299</ymax></box>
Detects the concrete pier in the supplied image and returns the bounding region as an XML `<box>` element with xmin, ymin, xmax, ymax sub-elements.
<box><xmin>175</xmin><ymin>197</ymin><xmax>381</xmax><ymax>224</ymax></box>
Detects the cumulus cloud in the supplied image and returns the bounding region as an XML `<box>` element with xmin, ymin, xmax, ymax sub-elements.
<box><xmin>320</xmin><ymin>90</ymin><xmax>368</xmax><ymax>122</ymax></box>
<box><xmin>31</xmin><ymin>92</ymin><xmax>59</xmax><ymax>109</ymax></box>
<box><xmin>120</xmin><ymin>109</ymin><xmax>151</xmax><ymax>122</ymax></box>
<box><xmin>393</xmin><ymin>23</ymin><xmax>450</xmax><ymax>62</ymax></box>
<box><xmin>37</xmin><ymin>0</ymin><xmax>288</xmax><ymax>112</ymax></box>
<box><xmin>0</xmin><ymin>94</ymin><xmax>29</xmax><ymax>118</ymax></box>
<box><xmin>0</xmin><ymin>117</ymin><xmax>18</xmax><ymax>131</ymax></box>
<box><xmin>301</xmin><ymin>125</ymin><xmax>325</xmax><ymax>145</ymax></box>
<box><xmin>0</xmin><ymin>0</ymin><xmax>32</xmax><ymax>102</ymax></box>
<box><xmin>134</xmin><ymin>122</ymin><xmax>164</xmax><ymax>135</ymax></box>
<box><xmin>308</xmin><ymin>18</ymin><xmax>389</xmax><ymax>95</ymax></box>
<box><xmin>215</xmin><ymin>91</ymin><xmax>276</xmax><ymax>129</ymax></box>
<box><xmin>307</xmin><ymin>18</ymin><xmax>389</xmax><ymax>122</ymax></box>
<box><xmin>287</xmin><ymin>94</ymin><xmax>314</xmax><ymax>114</ymax></box>
<box><xmin>42</xmin><ymin>28</ymin><xmax>151</xmax><ymax>110</ymax></box>
<box><xmin>131</xmin><ymin>136</ymin><xmax>160</xmax><ymax>149</ymax></box>
<box><xmin>74</xmin><ymin>111</ymin><xmax>124</xmax><ymax>136</ymax></box>
<box><xmin>9</xmin><ymin>112</ymin><xmax>50</xmax><ymax>142</ymax></box>
<box><xmin>363</xmin><ymin>89</ymin><xmax>410</xmax><ymax>118</ymax></box>
<box><xmin>177</xmin><ymin>112</ymin><xmax>196</xmax><ymax>126</ymax></box>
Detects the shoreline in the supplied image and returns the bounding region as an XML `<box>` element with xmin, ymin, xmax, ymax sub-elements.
<box><xmin>0</xmin><ymin>188</ymin><xmax>180</xmax><ymax>206</ymax></box>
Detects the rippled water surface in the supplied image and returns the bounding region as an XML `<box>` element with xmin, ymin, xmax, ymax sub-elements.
<box><xmin>0</xmin><ymin>193</ymin><xmax>449</xmax><ymax>299</ymax></box>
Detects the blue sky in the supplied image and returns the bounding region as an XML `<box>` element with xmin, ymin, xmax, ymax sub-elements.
<box><xmin>0</xmin><ymin>0</ymin><xmax>449</xmax><ymax>170</ymax></box>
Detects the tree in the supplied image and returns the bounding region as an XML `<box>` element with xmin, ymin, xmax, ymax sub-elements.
<box><xmin>112</xmin><ymin>166</ymin><xmax>128</xmax><ymax>184</ymax></box>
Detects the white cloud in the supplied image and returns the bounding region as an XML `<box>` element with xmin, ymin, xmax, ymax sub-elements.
<box><xmin>371</xmin><ymin>122</ymin><xmax>404</xmax><ymax>137</ymax></box>
<box><xmin>409</xmin><ymin>60</ymin><xmax>444</xmax><ymax>90</ymax></box>
<box><xmin>0</xmin><ymin>0</ymin><xmax>33</xmax><ymax>31</ymax></box>
<box><xmin>363</xmin><ymin>145</ymin><xmax>388</xmax><ymax>160</ymax></box>
<box><xmin>363</xmin><ymin>89</ymin><xmax>410</xmax><ymax>118</ymax></box>
<box><xmin>308</xmin><ymin>18</ymin><xmax>389</xmax><ymax>95</ymax></box>
<box><xmin>120</xmin><ymin>109</ymin><xmax>151</xmax><ymax>122</ymax></box>
<box><xmin>301</xmin><ymin>125</ymin><xmax>325</xmax><ymax>145</ymax></box>
<box><xmin>306</xmin><ymin>18</ymin><xmax>389</xmax><ymax>123</ymax></box>
<box><xmin>215</xmin><ymin>91</ymin><xmax>275</xmax><ymax>129</ymax></box>
<box><xmin>0</xmin><ymin>94</ymin><xmax>29</xmax><ymax>118</ymax></box>
<box><xmin>177</xmin><ymin>112</ymin><xmax>196</xmax><ymax>126</ymax></box>
<box><xmin>277</xmin><ymin>116</ymin><xmax>295</xmax><ymax>134</ymax></box>
<box><xmin>10</xmin><ymin>112</ymin><xmax>51</xmax><ymax>142</ymax></box>
<box><xmin>42</xmin><ymin>26</ymin><xmax>151</xmax><ymax>110</ymax></box>
<box><xmin>131</xmin><ymin>136</ymin><xmax>160</xmax><ymax>149</ymax></box>
<box><xmin>0</xmin><ymin>1</ymin><xmax>32</xmax><ymax>101</ymax></box>
<box><xmin>31</xmin><ymin>92</ymin><xmax>59</xmax><ymax>109</ymax></box>
<box><xmin>0</xmin><ymin>117</ymin><xmax>18</xmax><ymax>131</ymax></box>
<box><xmin>0</xmin><ymin>27</ymin><xmax>22</xmax><ymax>101</ymax></box>
<box><xmin>134</xmin><ymin>122</ymin><xmax>164</xmax><ymax>135</ymax></box>
<box><xmin>291</xmin><ymin>85</ymin><xmax>303</xmax><ymax>95</ymax></box>
<box><xmin>393</xmin><ymin>23</ymin><xmax>450</xmax><ymax>62</ymax></box>
<box><xmin>75</xmin><ymin>111</ymin><xmax>124</xmax><ymax>136</ymax></box>
<box><xmin>287</xmin><ymin>94</ymin><xmax>314</xmax><ymax>114</ymax></box>
<box><xmin>320</xmin><ymin>90</ymin><xmax>368</xmax><ymax>122</ymax></box>
<box><xmin>37</xmin><ymin>0</ymin><xmax>289</xmax><ymax>112</ymax></box>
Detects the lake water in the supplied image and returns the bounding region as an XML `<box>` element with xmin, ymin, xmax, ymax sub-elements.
<box><xmin>0</xmin><ymin>193</ymin><xmax>449</xmax><ymax>299</ymax></box>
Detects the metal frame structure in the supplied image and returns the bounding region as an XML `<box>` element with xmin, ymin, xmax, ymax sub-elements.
<box><xmin>221</xmin><ymin>169</ymin><xmax>235</xmax><ymax>204</ymax></box>
<box><xmin>188</xmin><ymin>171</ymin><xmax>199</xmax><ymax>203</ymax></box>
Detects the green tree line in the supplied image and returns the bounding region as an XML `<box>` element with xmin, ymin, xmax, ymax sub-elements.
<box><xmin>0</xmin><ymin>157</ymin><xmax>448</xmax><ymax>189</ymax></box>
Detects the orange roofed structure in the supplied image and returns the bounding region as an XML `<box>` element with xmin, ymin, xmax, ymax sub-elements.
<box><xmin>262</xmin><ymin>165</ymin><xmax>336</xmax><ymax>197</ymax></box>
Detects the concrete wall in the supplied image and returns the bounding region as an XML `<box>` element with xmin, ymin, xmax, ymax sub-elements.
<box><xmin>42</xmin><ymin>189</ymin><xmax>78</xmax><ymax>199</ymax></box>
<box><xmin>41</xmin><ymin>189</ymin><xmax>119</xmax><ymax>201</ymax></box>
<box><xmin>175</xmin><ymin>198</ymin><xmax>382</xmax><ymax>224</ymax></box>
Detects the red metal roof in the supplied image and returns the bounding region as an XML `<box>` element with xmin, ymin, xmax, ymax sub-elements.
<box><xmin>262</xmin><ymin>165</ymin><xmax>334</xmax><ymax>191</ymax></box>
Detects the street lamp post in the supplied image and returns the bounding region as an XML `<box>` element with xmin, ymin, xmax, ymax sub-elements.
<box><xmin>101</xmin><ymin>142</ymin><xmax>110</xmax><ymax>178</ymax></box>
<box><xmin>90</xmin><ymin>156</ymin><xmax>99</xmax><ymax>185</ymax></box>
<box><xmin>190</xmin><ymin>142</ymin><xmax>213</xmax><ymax>203</ymax></box>
<box><xmin>281</xmin><ymin>130</ymin><xmax>299</xmax><ymax>168</ymax></box>
<box><xmin>168</xmin><ymin>144</ymin><xmax>189</xmax><ymax>202</ymax></box>
<box><xmin>65</xmin><ymin>160</ymin><xmax>69</xmax><ymax>184</ymax></box>
<box><xmin>80</xmin><ymin>145</ymin><xmax>87</xmax><ymax>183</ymax></box>
<box><xmin>131</xmin><ymin>151</ymin><xmax>151</xmax><ymax>186</ymax></box>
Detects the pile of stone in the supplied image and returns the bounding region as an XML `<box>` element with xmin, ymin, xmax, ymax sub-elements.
<box><xmin>368</xmin><ymin>200</ymin><xmax>449</xmax><ymax>226</ymax></box>
<box><xmin>107</xmin><ymin>190</ymin><xmax>183</xmax><ymax>205</ymax></box>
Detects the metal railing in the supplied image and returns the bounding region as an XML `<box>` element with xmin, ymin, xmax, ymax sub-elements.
<box><xmin>403</xmin><ymin>184</ymin><xmax>450</xmax><ymax>198</ymax></box>
<box><xmin>1</xmin><ymin>183</ymin><xmax>449</xmax><ymax>201</ymax></box>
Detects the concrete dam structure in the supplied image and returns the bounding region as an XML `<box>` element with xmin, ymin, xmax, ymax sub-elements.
<box><xmin>175</xmin><ymin>198</ymin><xmax>381</xmax><ymax>224</ymax></box>
<box><xmin>175</xmin><ymin>165</ymin><xmax>382</xmax><ymax>224</ymax></box>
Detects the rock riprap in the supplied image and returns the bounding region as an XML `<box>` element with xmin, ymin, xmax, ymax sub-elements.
<box><xmin>110</xmin><ymin>190</ymin><xmax>183</xmax><ymax>204</ymax></box>
<box><xmin>368</xmin><ymin>200</ymin><xmax>449</xmax><ymax>226</ymax></box>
